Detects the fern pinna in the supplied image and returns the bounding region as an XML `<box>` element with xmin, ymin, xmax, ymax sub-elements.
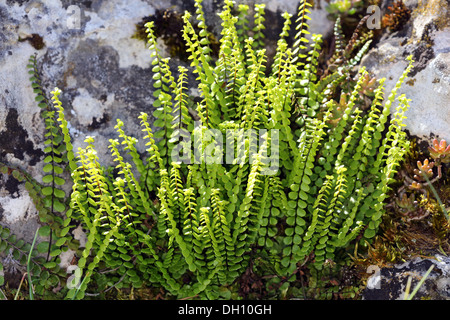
<box><xmin>19</xmin><ymin>0</ymin><xmax>414</xmax><ymax>299</ymax></box>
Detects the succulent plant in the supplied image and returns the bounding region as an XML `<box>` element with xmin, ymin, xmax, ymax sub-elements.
<box><xmin>428</xmin><ymin>139</ymin><xmax>450</xmax><ymax>164</ymax></box>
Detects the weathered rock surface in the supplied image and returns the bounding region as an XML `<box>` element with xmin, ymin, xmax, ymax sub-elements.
<box><xmin>363</xmin><ymin>254</ymin><xmax>450</xmax><ymax>300</ymax></box>
<box><xmin>361</xmin><ymin>0</ymin><xmax>450</xmax><ymax>146</ymax></box>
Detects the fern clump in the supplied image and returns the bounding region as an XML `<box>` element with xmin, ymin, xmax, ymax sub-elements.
<box><xmin>11</xmin><ymin>0</ymin><xmax>414</xmax><ymax>299</ymax></box>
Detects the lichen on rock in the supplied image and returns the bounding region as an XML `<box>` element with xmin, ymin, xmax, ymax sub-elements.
<box><xmin>361</xmin><ymin>0</ymin><xmax>450</xmax><ymax>148</ymax></box>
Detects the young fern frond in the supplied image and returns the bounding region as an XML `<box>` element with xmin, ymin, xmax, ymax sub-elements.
<box><xmin>291</xmin><ymin>0</ymin><xmax>312</xmax><ymax>66</ymax></box>
<box><xmin>237</xmin><ymin>39</ymin><xmax>267</xmax><ymax>121</ymax></box>
<box><xmin>363</xmin><ymin>94</ymin><xmax>411</xmax><ymax>239</ymax></box>
<box><xmin>319</xmin><ymin>69</ymin><xmax>367</xmax><ymax>177</ymax></box>
<box><xmin>65</xmin><ymin>136</ymin><xmax>121</xmax><ymax>299</ymax></box>
<box><xmin>194</xmin><ymin>0</ymin><xmax>213</xmax><ymax>62</ymax></box>
<box><xmin>312</xmin><ymin>166</ymin><xmax>348</xmax><ymax>268</ymax></box>
<box><xmin>154</xmin><ymin>60</ymin><xmax>175</xmax><ymax>164</ymax></box>
<box><xmin>352</xmin><ymin>78</ymin><xmax>387</xmax><ymax>178</ymax></box>
<box><xmin>342</xmin><ymin>15</ymin><xmax>370</xmax><ymax>64</ymax></box>
<box><xmin>294</xmin><ymin>33</ymin><xmax>323</xmax><ymax>119</ymax></box>
<box><xmin>330</xmin><ymin>16</ymin><xmax>345</xmax><ymax>65</ymax></box>
<box><xmin>139</xmin><ymin>112</ymin><xmax>164</xmax><ymax>192</ymax></box>
<box><xmin>114</xmin><ymin>119</ymin><xmax>146</xmax><ymax>177</ymax></box>
<box><xmin>252</xmin><ymin>4</ymin><xmax>266</xmax><ymax>52</ymax></box>
<box><xmin>346</xmin><ymin>37</ymin><xmax>373</xmax><ymax>70</ymax></box>
<box><xmin>171</xmin><ymin>66</ymin><xmax>193</xmax><ymax>164</ymax></box>
<box><xmin>26</xmin><ymin>81</ymin><xmax>71</xmax><ymax>263</ymax></box>
<box><xmin>216</xmin><ymin>1</ymin><xmax>244</xmax><ymax>119</ymax></box>
<box><xmin>258</xmin><ymin>176</ymin><xmax>286</xmax><ymax>250</ymax></box>
<box><xmin>109</xmin><ymin>132</ymin><xmax>155</xmax><ymax>220</ymax></box>
<box><xmin>326</xmin><ymin>16</ymin><xmax>373</xmax><ymax>78</ymax></box>
<box><xmin>281</xmin><ymin>114</ymin><xmax>330</xmax><ymax>274</ymax></box>
<box><xmin>181</xmin><ymin>187</ymin><xmax>199</xmax><ymax>270</ymax></box>
<box><xmin>145</xmin><ymin>21</ymin><xmax>175</xmax><ymax>165</ymax></box>
<box><xmin>182</xmin><ymin>12</ymin><xmax>220</xmax><ymax>128</ymax></box>
<box><xmin>271</xmin><ymin>11</ymin><xmax>292</xmax><ymax>78</ymax></box>
<box><xmin>235</xmin><ymin>3</ymin><xmax>250</xmax><ymax>50</ymax></box>
<box><xmin>372</xmin><ymin>56</ymin><xmax>414</xmax><ymax>175</ymax></box>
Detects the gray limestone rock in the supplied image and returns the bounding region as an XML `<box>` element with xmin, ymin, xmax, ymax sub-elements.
<box><xmin>363</xmin><ymin>254</ymin><xmax>450</xmax><ymax>300</ymax></box>
<box><xmin>360</xmin><ymin>0</ymin><xmax>450</xmax><ymax>147</ymax></box>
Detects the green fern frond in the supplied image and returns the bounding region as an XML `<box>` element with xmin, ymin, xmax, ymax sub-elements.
<box><xmin>252</xmin><ymin>4</ymin><xmax>266</xmax><ymax>51</ymax></box>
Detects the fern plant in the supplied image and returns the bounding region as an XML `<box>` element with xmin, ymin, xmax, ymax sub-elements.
<box><xmin>5</xmin><ymin>0</ymin><xmax>415</xmax><ymax>299</ymax></box>
<box><xmin>26</xmin><ymin>55</ymin><xmax>75</xmax><ymax>268</ymax></box>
